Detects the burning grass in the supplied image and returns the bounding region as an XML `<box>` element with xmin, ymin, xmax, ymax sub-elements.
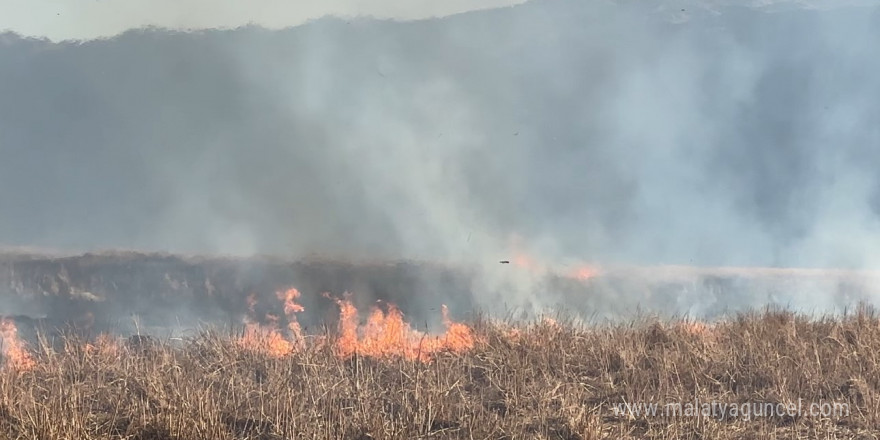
<box><xmin>1</xmin><ymin>307</ymin><xmax>880</xmax><ymax>439</ymax></box>
<box><xmin>235</xmin><ymin>289</ymin><xmax>478</xmax><ymax>361</ymax></box>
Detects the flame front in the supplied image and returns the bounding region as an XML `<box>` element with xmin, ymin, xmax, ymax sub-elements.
<box><xmin>0</xmin><ymin>319</ymin><xmax>35</xmax><ymax>371</ymax></box>
<box><xmin>238</xmin><ymin>288</ymin><xmax>304</xmax><ymax>357</ymax></box>
<box><xmin>240</xmin><ymin>323</ymin><xmax>296</xmax><ymax>358</ymax></box>
<box><xmin>277</xmin><ymin>288</ymin><xmax>305</xmax><ymax>339</ymax></box>
<box><xmin>329</xmin><ymin>295</ymin><xmax>476</xmax><ymax>362</ymax></box>
<box><xmin>238</xmin><ymin>287</ymin><xmax>476</xmax><ymax>361</ymax></box>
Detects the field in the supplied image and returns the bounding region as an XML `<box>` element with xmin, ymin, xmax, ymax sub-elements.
<box><xmin>0</xmin><ymin>307</ymin><xmax>879</xmax><ymax>440</ymax></box>
<box><xmin>1</xmin><ymin>251</ymin><xmax>878</xmax><ymax>439</ymax></box>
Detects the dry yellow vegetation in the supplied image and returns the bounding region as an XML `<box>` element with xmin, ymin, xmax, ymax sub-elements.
<box><xmin>0</xmin><ymin>307</ymin><xmax>878</xmax><ymax>439</ymax></box>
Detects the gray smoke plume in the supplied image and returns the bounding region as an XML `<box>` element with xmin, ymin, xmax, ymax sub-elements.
<box><xmin>0</xmin><ymin>0</ymin><xmax>879</xmax><ymax>319</ymax></box>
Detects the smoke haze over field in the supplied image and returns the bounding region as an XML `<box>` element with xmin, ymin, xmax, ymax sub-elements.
<box><xmin>1</xmin><ymin>0</ymin><xmax>879</xmax><ymax>283</ymax></box>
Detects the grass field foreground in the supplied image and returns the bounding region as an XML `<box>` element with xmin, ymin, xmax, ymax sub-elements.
<box><xmin>0</xmin><ymin>307</ymin><xmax>879</xmax><ymax>439</ymax></box>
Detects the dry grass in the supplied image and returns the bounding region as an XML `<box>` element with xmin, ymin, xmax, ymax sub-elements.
<box><xmin>2</xmin><ymin>307</ymin><xmax>880</xmax><ymax>439</ymax></box>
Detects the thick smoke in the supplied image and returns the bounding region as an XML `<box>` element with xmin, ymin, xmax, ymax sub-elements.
<box><xmin>0</xmin><ymin>0</ymin><xmax>879</xmax><ymax>318</ymax></box>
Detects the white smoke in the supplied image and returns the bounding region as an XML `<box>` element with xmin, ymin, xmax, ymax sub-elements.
<box><xmin>0</xmin><ymin>0</ymin><xmax>878</xmax><ymax>317</ymax></box>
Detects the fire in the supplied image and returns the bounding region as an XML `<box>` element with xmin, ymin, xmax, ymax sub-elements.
<box><xmin>513</xmin><ymin>252</ymin><xmax>541</xmax><ymax>271</ymax></box>
<box><xmin>237</xmin><ymin>288</ymin><xmax>305</xmax><ymax>358</ymax></box>
<box><xmin>568</xmin><ymin>265</ymin><xmax>598</xmax><ymax>280</ymax></box>
<box><xmin>331</xmin><ymin>293</ymin><xmax>359</xmax><ymax>355</ymax></box>
<box><xmin>0</xmin><ymin>318</ymin><xmax>35</xmax><ymax>371</ymax></box>
<box><xmin>441</xmin><ymin>305</ymin><xmax>477</xmax><ymax>350</ymax></box>
<box><xmin>328</xmin><ymin>295</ymin><xmax>476</xmax><ymax>362</ymax></box>
<box><xmin>276</xmin><ymin>288</ymin><xmax>305</xmax><ymax>339</ymax></box>
<box><xmin>238</xmin><ymin>287</ymin><xmax>476</xmax><ymax>361</ymax></box>
<box><xmin>513</xmin><ymin>254</ymin><xmax>600</xmax><ymax>281</ymax></box>
<box><xmin>240</xmin><ymin>323</ymin><xmax>296</xmax><ymax>358</ymax></box>
<box><xmin>507</xmin><ymin>235</ymin><xmax>600</xmax><ymax>281</ymax></box>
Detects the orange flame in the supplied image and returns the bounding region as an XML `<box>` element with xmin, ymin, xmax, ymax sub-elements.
<box><xmin>240</xmin><ymin>323</ymin><xmax>295</xmax><ymax>358</ymax></box>
<box><xmin>276</xmin><ymin>288</ymin><xmax>305</xmax><ymax>339</ymax></box>
<box><xmin>329</xmin><ymin>293</ymin><xmax>359</xmax><ymax>359</ymax></box>
<box><xmin>238</xmin><ymin>287</ymin><xmax>477</xmax><ymax>362</ymax></box>
<box><xmin>508</xmin><ymin>235</ymin><xmax>600</xmax><ymax>281</ymax></box>
<box><xmin>568</xmin><ymin>265</ymin><xmax>598</xmax><ymax>281</ymax></box>
<box><xmin>0</xmin><ymin>319</ymin><xmax>35</xmax><ymax>371</ymax></box>
<box><xmin>514</xmin><ymin>253</ymin><xmax>600</xmax><ymax>281</ymax></box>
<box><xmin>513</xmin><ymin>251</ymin><xmax>541</xmax><ymax>271</ymax></box>
<box><xmin>328</xmin><ymin>295</ymin><xmax>476</xmax><ymax>362</ymax></box>
<box><xmin>238</xmin><ymin>288</ymin><xmax>305</xmax><ymax>357</ymax></box>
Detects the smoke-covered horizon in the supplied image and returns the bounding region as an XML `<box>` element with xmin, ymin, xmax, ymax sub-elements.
<box><xmin>2</xmin><ymin>0</ymin><xmax>874</xmax><ymax>42</ymax></box>
<box><xmin>1</xmin><ymin>0</ymin><xmax>879</xmax><ymax>278</ymax></box>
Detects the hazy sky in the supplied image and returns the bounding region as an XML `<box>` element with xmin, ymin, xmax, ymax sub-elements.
<box><xmin>0</xmin><ymin>0</ymin><xmax>526</xmax><ymax>41</ymax></box>
<box><xmin>2</xmin><ymin>0</ymin><xmax>878</xmax><ymax>41</ymax></box>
